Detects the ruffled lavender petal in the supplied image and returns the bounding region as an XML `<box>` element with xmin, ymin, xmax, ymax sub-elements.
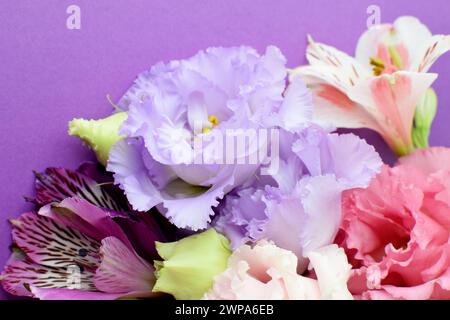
<box><xmin>275</xmin><ymin>76</ymin><xmax>313</xmax><ymax>132</ymax></box>
<box><xmin>110</xmin><ymin>138</ymin><xmax>258</xmax><ymax>230</ymax></box>
<box><xmin>322</xmin><ymin>133</ymin><xmax>382</xmax><ymax>188</ymax></box>
<box><xmin>213</xmin><ymin>127</ymin><xmax>382</xmax><ymax>269</ymax></box>
<box><xmin>161</xmin><ymin>166</ymin><xmax>237</xmax><ymax>231</ymax></box>
<box><xmin>108</xmin><ymin>46</ymin><xmax>314</xmax><ymax>230</ymax></box>
<box><xmin>260</xmin><ymin>186</ymin><xmax>305</xmax><ymax>260</ymax></box>
<box><xmin>292</xmin><ymin>127</ymin><xmax>382</xmax><ymax>189</ymax></box>
<box><xmin>213</xmin><ymin>186</ymin><xmax>267</xmax><ymax>249</ymax></box>
<box><xmin>117</xmin><ymin>61</ymin><xmax>180</xmax><ymax>111</ymax></box>
<box><xmin>107</xmin><ymin>139</ymin><xmax>163</xmax><ymax>212</ymax></box>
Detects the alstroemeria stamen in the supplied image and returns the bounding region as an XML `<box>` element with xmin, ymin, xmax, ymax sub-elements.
<box><xmin>370</xmin><ymin>57</ymin><xmax>385</xmax><ymax>75</ymax></box>
<box><xmin>388</xmin><ymin>45</ymin><xmax>403</xmax><ymax>69</ymax></box>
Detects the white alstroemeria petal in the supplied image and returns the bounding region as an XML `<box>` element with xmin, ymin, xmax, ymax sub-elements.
<box><xmin>355</xmin><ymin>23</ymin><xmax>392</xmax><ymax>69</ymax></box>
<box><xmin>393</xmin><ymin>16</ymin><xmax>433</xmax><ymax>69</ymax></box>
<box><xmin>296</xmin><ymin>35</ymin><xmax>370</xmax><ymax>91</ymax></box>
<box><xmin>412</xmin><ymin>35</ymin><xmax>450</xmax><ymax>72</ymax></box>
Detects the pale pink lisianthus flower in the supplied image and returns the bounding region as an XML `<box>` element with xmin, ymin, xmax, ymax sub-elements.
<box><xmin>339</xmin><ymin>147</ymin><xmax>450</xmax><ymax>299</ymax></box>
<box><xmin>203</xmin><ymin>241</ymin><xmax>353</xmax><ymax>300</ymax></box>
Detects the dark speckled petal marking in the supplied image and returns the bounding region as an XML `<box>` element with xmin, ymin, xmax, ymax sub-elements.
<box><xmin>34</xmin><ymin>167</ymin><xmax>124</xmax><ymax>211</ymax></box>
<box><xmin>10</xmin><ymin>212</ymin><xmax>101</xmax><ymax>270</ymax></box>
<box><xmin>1</xmin><ymin>256</ymin><xmax>97</xmax><ymax>297</ymax></box>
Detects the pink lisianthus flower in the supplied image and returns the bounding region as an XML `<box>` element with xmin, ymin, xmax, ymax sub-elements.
<box><xmin>338</xmin><ymin>147</ymin><xmax>450</xmax><ymax>299</ymax></box>
<box><xmin>203</xmin><ymin>241</ymin><xmax>353</xmax><ymax>300</ymax></box>
<box><xmin>291</xmin><ymin>16</ymin><xmax>450</xmax><ymax>156</ymax></box>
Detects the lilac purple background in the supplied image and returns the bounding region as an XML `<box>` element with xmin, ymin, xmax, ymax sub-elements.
<box><xmin>1</xmin><ymin>0</ymin><xmax>450</xmax><ymax>299</ymax></box>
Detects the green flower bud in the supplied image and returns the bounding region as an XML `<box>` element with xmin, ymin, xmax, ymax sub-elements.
<box><xmin>412</xmin><ymin>88</ymin><xmax>437</xmax><ymax>149</ymax></box>
<box><xmin>153</xmin><ymin>229</ymin><xmax>231</xmax><ymax>300</ymax></box>
<box><xmin>68</xmin><ymin>112</ymin><xmax>127</xmax><ymax>166</ymax></box>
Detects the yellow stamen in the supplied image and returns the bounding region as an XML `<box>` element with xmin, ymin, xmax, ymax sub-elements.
<box><xmin>208</xmin><ymin>115</ymin><xmax>219</xmax><ymax>127</ymax></box>
<box><xmin>370</xmin><ymin>57</ymin><xmax>385</xmax><ymax>76</ymax></box>
<box><xmin>370</xmin><ymin>57</ymin><xmax>385</xmax><ymax>68</ymax></box>
<box><xmin>202</xmin><ymin>127</ymin><xmax>212</xmax><ymax>134</ymax></box>
<box><xmin>200</xmin><ymin>115</ymin><xmax>219</xmax><ymax>134</ymax></box>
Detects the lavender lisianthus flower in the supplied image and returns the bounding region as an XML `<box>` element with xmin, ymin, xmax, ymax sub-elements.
<box><xmin>107</xmin><ymin>46</ymin><xmax>312</xmax><ymax>231</ymax></box>
<box><xmin>213</xmin><ymin>126</ymin><xmax>382</xmax><ymax>272</ymax></box>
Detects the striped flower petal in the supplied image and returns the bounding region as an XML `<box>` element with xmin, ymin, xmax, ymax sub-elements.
<box><xmin>11</xmin><ymin>211</ymin><xmax>101</xmax><ymax>270</ymax></box>
<box><xmin>2</xmin><ymin>195</ymin><xmax>164</xmax><ymax>299</ymax></box>
<box><xmin>38</xmin><ymin>197</ymin><xmax>133</xmax><ymax>250</ymax></box>
<box><xmin>1</xmin><ymin>252</ymin><xmax>96</xmax><ymax>297</ymax></box>
<box><xmin>34</xmin><ymin>166</ymin><xmax>125</xmax><ymax>211</ymax></box>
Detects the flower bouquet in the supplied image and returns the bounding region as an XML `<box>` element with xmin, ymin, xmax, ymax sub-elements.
<box><xmin>2</xmin><ymin>16</ymin><xmax>450</xmax><ymax>300</ymax></box>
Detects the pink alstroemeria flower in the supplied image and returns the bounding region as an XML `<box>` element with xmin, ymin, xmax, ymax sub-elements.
<box><xmin>292</xmin><ymin>16</ymin><xmax>450</xmax><ymax>156</ymax></box>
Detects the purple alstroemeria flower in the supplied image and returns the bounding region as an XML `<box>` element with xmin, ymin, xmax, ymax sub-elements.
<box><xmin>1</xmin><ymin>166</ymin><xmax>173</xmax><ymax>300</ymax></box>
<box><xmin>213</xmin><ymin>126</ymin><xmax>382</xmax><ymax>272</ymax></box>
<box><xmin>108</xmin><ymin>46</ymin><xmax>312</xmax><ymax>231</ymax></box>
<box><xmin>31</xmin><ymin>163</ymin><xmax>178</xmax><ymax>259</ymax></box>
